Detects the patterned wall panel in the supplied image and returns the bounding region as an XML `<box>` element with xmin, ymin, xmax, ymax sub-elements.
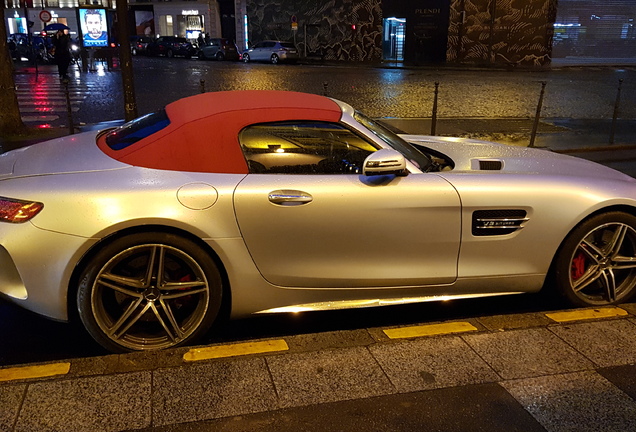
<box><xmin>447</xmin><ymin>0</ymin><xmax>558</xmax><ymax>66</ymax></box>
<box><xmin>246</xmin><ymin>0</ymin><xmax>383</xmax><ymax>61</ymax></box>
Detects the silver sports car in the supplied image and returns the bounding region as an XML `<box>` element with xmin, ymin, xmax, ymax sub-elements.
<box><xmin>1</xmin><ymin>90</ymin><xmax>635</xmax><ymax>352</ymax></box>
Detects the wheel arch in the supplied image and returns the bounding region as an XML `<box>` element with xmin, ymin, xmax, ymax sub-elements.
<box><xmin>544</xmin><ymin>204</ymin><xmax>636</xmax><ymax>290</ymax></box>
<box><xmin>66</xmin><ymin>224</ymin><xmax>232</xmax><ymax>325</ymax></box>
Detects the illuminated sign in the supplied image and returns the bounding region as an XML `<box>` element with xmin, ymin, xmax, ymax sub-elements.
<box><xmin>181</xmin><ymin>10</ymin><xmax>200</xmax><ymax>16</ymax></box>
<box><xmin>79</xmin><ymin>8</ymin><xmax>108</xmax><ymax>47</ymax></box>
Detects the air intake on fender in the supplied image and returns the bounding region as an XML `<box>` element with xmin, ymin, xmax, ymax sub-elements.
<box><xmin>472</xmin><ymin>210</ymin><xmax>528</xmax><ymax>236</ymax></box>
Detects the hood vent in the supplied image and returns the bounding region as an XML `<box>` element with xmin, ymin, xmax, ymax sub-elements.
<box><xmin>472</xmin><ymin>210</ymin><xmax>528</xmax><ymax>236</ymax></box>
<box><xmin>478</xmin><ymin>160</ymin><xmax>503</xmax><ymax>171</ymax></box>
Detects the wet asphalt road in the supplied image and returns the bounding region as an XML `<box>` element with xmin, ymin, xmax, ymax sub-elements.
<box><xmin>67</xmin><ymin>57</ymin><xmax>636</xmax><ymax>125</ymax></box>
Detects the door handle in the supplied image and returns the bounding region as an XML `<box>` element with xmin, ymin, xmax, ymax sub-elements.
<box><xmin>268</xmin><ymin>190</ymin><xmax>313</xmax><ymax>206</ymax></box>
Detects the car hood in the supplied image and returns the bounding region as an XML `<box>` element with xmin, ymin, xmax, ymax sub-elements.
<box><xmin>403</xmin><ymin>135</ymin><xmax>635</xmax><ymax>182</ymax></box>
<box><xmin>0</xmin><ymin>131</ymin><xmax>129</xmax><ymax>179</ymax></box>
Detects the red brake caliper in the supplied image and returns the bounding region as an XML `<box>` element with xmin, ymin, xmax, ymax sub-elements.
<box><xmin>571</xmin><ymin>251</ymin><xmax>587</xmax><ymax>280</ymax></box>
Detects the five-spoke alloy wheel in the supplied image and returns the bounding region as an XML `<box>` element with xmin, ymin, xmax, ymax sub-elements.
<box><xmin>77</xmin><ymin>232</ymin><xmax>222</xmax><ymax>352</ymax></box>
<box><xmin>554</xmin><ymin>212</ymin><xmax>636</xmax><ymax>306</ymax></box>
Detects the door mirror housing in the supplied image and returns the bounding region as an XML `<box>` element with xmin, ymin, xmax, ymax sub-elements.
<box><xmin>362</xmin><ymin>149</ymin><xmax>408</xmax><ymax>176</ymax></box>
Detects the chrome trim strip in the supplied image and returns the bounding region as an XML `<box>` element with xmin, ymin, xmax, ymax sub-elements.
<box><xmin>255</xmin><ymin>292</ymin><xmax>524</xmax><ymax>314</ymax></box>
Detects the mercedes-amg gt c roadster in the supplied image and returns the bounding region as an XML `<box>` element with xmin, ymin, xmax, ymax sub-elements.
<box><xmin>1</xmin><ymin>90</ymin><xmax>635</xmax><ymax>352</ymax></box>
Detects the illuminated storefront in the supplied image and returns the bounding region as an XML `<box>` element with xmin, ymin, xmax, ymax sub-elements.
<box><xmin>553</xmin><ymin>0</ymin><xmax>636</xmax><ymax>58</ymax></box>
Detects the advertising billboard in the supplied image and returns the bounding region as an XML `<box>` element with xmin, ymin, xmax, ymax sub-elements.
<box><xmin>79</xmin><ymin>8</ymin><xmax>108</xmax><ymax>47</ymax></box>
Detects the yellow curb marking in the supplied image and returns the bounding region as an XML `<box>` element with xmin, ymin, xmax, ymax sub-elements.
<box><xmin>0</xmin><ymin>362</ymin><xmax>71</xmax><ymax>383</ymax></box>
<box><xmin>183</xmin><ymin>339</ymin><xmax>289</xmax><ymax>362</ymax></box>
<box><xmin>546</xmin><ymin>307</ymin><xmax>628</xmax><ymax>323</ymax></box>
<box><xmin>383</xmin><ymin>321</ymin><xmax>478</xmax><ymax>339</ymax></box>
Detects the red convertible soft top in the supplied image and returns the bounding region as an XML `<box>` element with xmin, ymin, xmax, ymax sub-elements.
<box><xmin>98</xmin><ymin>90</ymin><xmax>342</xmax><ymax>173</ymax></box>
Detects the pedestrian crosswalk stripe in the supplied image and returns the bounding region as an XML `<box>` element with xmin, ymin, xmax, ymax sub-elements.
<box><xmin>15</xmin><ymin>76</ymin><xmax>94</xmax><ymax>127</ymax></box>
<box><xmin>18</xmin><ymin>96</ymin><xmax>86</xmax><ymax>100</ymax></box>
<box><xmin>21</xmin><ymin>115</ymin><xmax>60</xmax><ymax>121</ymax></box>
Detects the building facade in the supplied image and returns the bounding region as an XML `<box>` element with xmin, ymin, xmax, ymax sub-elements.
<box><xmin>5</xmin><ymin>0</ymin><xmax>636</xmax><ymax>65</ymax></box>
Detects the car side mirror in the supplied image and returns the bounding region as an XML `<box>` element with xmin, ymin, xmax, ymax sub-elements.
<box><xmin>362</xmin><ymin>149</ymin><xmax>408</xmax><ymax>176</ymax></box>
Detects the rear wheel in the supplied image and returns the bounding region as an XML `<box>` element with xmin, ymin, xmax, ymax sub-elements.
<box><xmin>216</xmin><ymin>52</ymin><xmax>225</xmax><ymax>61</ymax></box>
<box><xmin>553</xmin><ymin>212</ymin><xmax>636</xmax><ymax>306</ymax></box>
<box><xmin>167</xmin><ymin>49</ymin><xmax>174</xmax><ymax>58</ymax></box>
<box><xmin>270</xmin><ymin>54</ymin><xmax>279</xmax><ymax>64</ymax></box>
<box><xmin>77</xmin><ymin>232</ymin><xmax>223</xmax><ymax>352</ymax></box>
<box><xmin>243</xmin><ymin>53</ymin><xmax>250</xmax><ymax>62</ymax></box>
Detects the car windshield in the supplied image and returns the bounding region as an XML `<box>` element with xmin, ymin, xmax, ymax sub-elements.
<box><xmin>353</xmin><ymin>111</ymin><xmax>433</xmax><ymax>172</ymax></box>
<box><xmin>104</xmin><ymin>110</ymin><xmax>170</xmax><ymax>150</ymax></box>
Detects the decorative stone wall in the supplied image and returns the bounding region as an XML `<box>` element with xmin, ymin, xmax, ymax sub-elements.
<box><xmin>246</xmin><ymin>0</ymin><xmax>383</xmax><ymax>61</ymax></box>
<box><xmin>447</xmin><ymin>0</ymin><xmax>558</xmax><ymax>66</ymax></box>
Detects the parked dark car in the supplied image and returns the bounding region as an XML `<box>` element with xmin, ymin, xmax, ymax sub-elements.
<box><xmin>147</xmin><ymin>36</ymin><xmax>197</xmax><ymax>58</ymax></box>
<box><xmin>199</xmin><ymin>38</ymin><xmax>240</xmax><ymax>61</ymax></box>
<box><xmin>242</xmin><ymin>40</ymin><xmax>299</xmax><ymax>64</ymax></box>
<box><xmin>129</xmin><ymin>35</ymin><xmax>152</xmax><ymax>56</ymax></box>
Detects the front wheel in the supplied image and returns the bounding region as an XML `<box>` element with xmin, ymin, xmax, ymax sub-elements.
<box><xmin>270</xmin><ymin>54</ymin><xmax>279</xmax><ymax>64</ymax></box>
<box><xmin>167</xmin><ymin>49</ymin><xmax>174</xmax><ymax>58</ymax></box>
<box><xmin>243</xmin><ymin>53</ymin><xmax>250</xmax><ymax>62</ymax></box>
<box><xmin>553</xmin><ymin>212</ymin><xmax>636</xmax><ymax>307</ymax></box>
<box><xmin>77</xmin><ymin>232</ymin><xmax>223</xmax><ymax>352</ymax></box>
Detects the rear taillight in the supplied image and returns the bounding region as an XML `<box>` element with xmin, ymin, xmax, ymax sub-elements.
<box><xmin>0</xmin><ymin>197</ymin><xmax>43</xmax><ymax>223</ymax></box>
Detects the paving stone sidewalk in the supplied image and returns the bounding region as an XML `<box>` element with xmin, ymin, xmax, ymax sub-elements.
<box><xmin>2</xmin><ymin>305</ymin><xmax>636</xmax><ymax>432</ymax></box>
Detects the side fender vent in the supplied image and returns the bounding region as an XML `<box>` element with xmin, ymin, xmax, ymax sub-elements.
<box><xmin>478</xmin><ymin>160</ymin><xmax>503</xmax><ymax>171</ymax></box>
<box><xmin>473</xmin><ymin>210</ymin><xmax>528</xmax><ymax>236</ymax></box>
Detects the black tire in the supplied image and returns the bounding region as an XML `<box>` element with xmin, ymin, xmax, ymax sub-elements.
<box><xmin>131</xmin><ymin>47</ymin><xmax>138</xmax><ymax>56</ymax></box>
<box><xmin>243</xmin><ymin>53</ymin><xmax>250</xmax><ymax>62</ymax></box>
<box><xmin>199</xmin><ymin>50</ymin><xmax>207</xmax><ymax>60</ymax></box>
<box><xmin>77</xmin><ymin>232</ymin><xmax>223</xmax><ymax>352</ymax></box>
<box><xmin>216</xmin><ymin>52</ymin><xmax>225</xmax><ymax>61</ymax></box>
<box><xmin>167</xmin><ymin>49</ymin><xmax>174</xmax><ymax>58</ymax></box>
<box><xmin>553</xmin><ymin>212</ymin><xmax>636</xmax><ymax>307</ymax></box>
<box><xmin>270</xmin><ymin>54</ymin><xmax>279</xmax><ymax>64</ymax></box>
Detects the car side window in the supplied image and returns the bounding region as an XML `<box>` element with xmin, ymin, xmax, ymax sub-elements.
<box><xmin>239</xmin><ymin>122</ymin><xmax>378</xmax><ymax>174</ymax></box>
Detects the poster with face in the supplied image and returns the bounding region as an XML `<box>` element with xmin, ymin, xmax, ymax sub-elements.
<box><xmin>80</xmin><ymin>8</ymin><xmax>108</xmax><ymax>47</ymax></box>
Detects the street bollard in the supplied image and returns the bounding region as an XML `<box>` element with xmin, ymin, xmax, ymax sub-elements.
<box><xmin>609</xmin><ymin>78</ymin><xmax>623</xmax><ymax>145</ymax></box>
<box><xmin>200</xmin><ymin>79</ymin><xmax>205</xmax><ymax>94</ymax></box>
<box><xmin>63</xmin><ymin>79</ymin><xmax>74</xmax><ymax>135</ymax></box>
<box><xmin>431</xmin><ymin>82</ymin><xmax>439</xmax><ymax>136</ymax></box>
<box><xmin>323</xmin><ymin>81</ymin><xmax>328</xmax><ymax>96</ymax></box>
<box><xmin>529</xmin><ymin>81</ymin><xmax>547</xmax><ymax>148</ymax></box>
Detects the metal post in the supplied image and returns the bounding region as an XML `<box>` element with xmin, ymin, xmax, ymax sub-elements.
<box><xmin>63</xmin><ymin>79</ymin><xmax>74</xmax><ymax>134</ymax></box>
<box><xmin>200</xmin><ymin>79</ymin><xmax>205</xmax><ymax>93</ymax></box>
<box><xmin>431</xmin><ymin>82</ymin><xmax>439</xmax><ymax>136</ymax></box>
<box><xmin>609</xmin><ymin>78</ymin><xmax>623</xmax><ymax>145</ymax></box>
<box><xmin>529</xmin><ymin>81</ymin><xmax>547</xmax><ymax>148</ymax></box>
<box><xmin>115</xmin><ymin>0</ymin><xmax>138</xmax><ymax>121</ymax></box>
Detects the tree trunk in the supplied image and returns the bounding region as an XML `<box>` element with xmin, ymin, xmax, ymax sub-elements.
<box><xmin>0</xmin><ymin>4</ymin><xmax>27</xmax><ymax>137</ymax></box>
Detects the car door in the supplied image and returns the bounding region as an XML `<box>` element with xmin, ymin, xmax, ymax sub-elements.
<box><xmin>253</xmin><ymin>41</ymin><xmax>271</xmax><ymax>61</ymax></box>
<box><xmin>233</xmin><ymin>121</ymin><xmax>461</xmax><ymax>289</ymax></box>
